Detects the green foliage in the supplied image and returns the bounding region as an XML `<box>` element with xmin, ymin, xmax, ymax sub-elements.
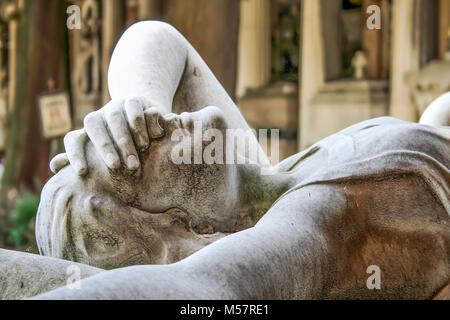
<box><xmin>7</xmin><ymin>192</ymin><xmax>40</xmax><ymax>247</ymax></box>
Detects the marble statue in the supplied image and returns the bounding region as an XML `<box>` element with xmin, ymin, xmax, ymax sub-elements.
<box><xmin>0</xmin><ymin>21</ymin><xmax>449</xmax><ymax>300</ymax></box>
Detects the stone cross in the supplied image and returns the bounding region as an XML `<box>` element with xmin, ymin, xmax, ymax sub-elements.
<box><xmin>352</xmin><ymin>50</ymin><xmax>368</xmax><ymax>80</ymax></box>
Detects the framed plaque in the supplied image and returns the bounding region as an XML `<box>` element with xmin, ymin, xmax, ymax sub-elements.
<box><xmin>37</xmin><ymin>91</ymin><xmax>72</xmax><ymax>139</ymax></box>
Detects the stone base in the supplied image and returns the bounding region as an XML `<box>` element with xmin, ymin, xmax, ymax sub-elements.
<box><xmin>238</xmin><ymin>82</ymin><xmax>298</xmax><ymax>163</ymax></box>
<box><xmin>303</xmin><ymin>79</ymin><xmax>389</xmax><ymax>147</ymax></box>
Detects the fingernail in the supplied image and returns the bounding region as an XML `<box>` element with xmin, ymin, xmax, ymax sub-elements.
<box><xmin>149</xmin><ymin>121</ymin><xmax>164</xmax><ymax>138</ymax></box>
<box><xmin>49</xmin><ymin>161</ymin><xmax>59</xmax><ymax>174</ymax></box>
<box><xmin>138</xmin><ymin>142</ymin><xmax>149</xmax><ymax>153</ymax></box>
<box><xmin>127</xmin><ymin>155</ymin><xmax>139</xmax><ymax>170</ymax></box>
<box><xmin>136</xmin><ymin>134</ymin><xmax>150</xmax><ymax>150</ymax></box>
<box><xmin>105</xmin><ymin>153</ymin><xmax>120</xmax><ymax>169</ymax></box>
<box><xmin>74</xmin><ymin>165</ymin><xmax>87</xmax><ymax>176</ymax></box>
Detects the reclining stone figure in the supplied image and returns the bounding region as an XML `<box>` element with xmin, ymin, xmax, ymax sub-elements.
<box><xmin>0</xmin><ymin>21</ymin><xmax>449</xmax><ymax>300</ymax></box>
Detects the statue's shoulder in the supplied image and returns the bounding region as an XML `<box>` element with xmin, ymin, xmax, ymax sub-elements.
<box><xmin>278</xmin><ymin>116</ymin><xmax>449</xmax><ymax>175</ymax></box>
<box><xmin>277</xmin><ymin>116</ymin><xmax>449</xmax><ymax>211</ymax></box>
<box><xmin>334</xmin><ymin>116</ymin><xmax>449</xmax><ymax>152</ymax></box>
<box><xmin>339</xmin><ymin>116</ymin><xmax>448</xmax><ymax>136</ymax></box>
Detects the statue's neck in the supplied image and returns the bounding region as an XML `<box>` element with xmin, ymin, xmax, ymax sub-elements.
<box><xmin>234</xmin><ymin>164</ymin><xmax>297</xmax><ymax>229</ymax></box>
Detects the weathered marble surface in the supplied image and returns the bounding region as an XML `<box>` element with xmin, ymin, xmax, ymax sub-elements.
<box><xmin>0</xmin><ymin>21</ymin><xmax>448</xmax><ymax>300</ymax></box>
<box><xmin>0</xmin><ymin>249</ymin><xmax>101</xmax><ymax>300</ymax></box>
<box><xmin>33</xmin><ymin>115</ymin><xmax>450</xmax><ymax>300</ymax></box>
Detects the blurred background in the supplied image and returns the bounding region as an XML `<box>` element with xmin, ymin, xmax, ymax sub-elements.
<box><xmin>0</xmin><ymin>0</ymin><xmax>448</xmax><ymax>252</ymax></box>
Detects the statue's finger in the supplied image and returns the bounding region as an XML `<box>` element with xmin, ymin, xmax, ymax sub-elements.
<box><xmin>124</xmin><ymin>98</ymin><xmax>149</xmax><ymax>152</ymax></box>
<box><xmin>144</xmin><ymin>107</ymin><xmax>164</xmax><ymax>139</ymax></box>
<box><xmin>64</xmin><ymin>129</ymin><xmax>88</xmax><ymax>176</ymax></box>
<box><xmin>104</xmin><ymin>102</ymin><xmax>140</xmax><ymax>171</ymax></box>
<box><xmin>49</xmin><ymin>153</ymin><xmax>69</xmax><ymax>174</ymax></box>
<box><xmin>84</xmin><ymin>110</ymin><xmax>121</xmax><ymax>171</ymax></box>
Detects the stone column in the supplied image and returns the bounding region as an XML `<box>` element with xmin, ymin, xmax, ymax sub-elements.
<box><xmin>138</xmin><ymin>0</ymin><xmax>162</xmax><ymax>21</ymax></box>
<box><xmin>299</xmin><ymin>0</ymin><xmax>326</xmax><ymax>149</ymax></box>
<box><xmin>4</xmin><ymin>0</ymin><xmax>21</xmax><ymax>112</ymax></box>
<box><xmin>362</xmin><ymin>0</ymin><xmax>384</xmax><ymax>79</ymax></box>
<box><xmin>390</xmin><ymin>0</ymin><xmax>438</xmax><ymax>121</ymax></box>
<box><xmin>102</xmin><ymin>0</ymin><xmax>125</xmax><ymax>104</ymax></box>
<box><xmin>126</xmin><ymin>0</ymin><xmax>138</xmax><ymax>26</ymax></box>
<box><xmin>380</xmin><ymin>0</ymin><xmax>391</xmax><ymax>79</ymax></box>
<box><xmin>236</xmin><ymin>0</ymin><xmax>271</xmax><ymax>98</ymax></box>
<box><xmin>321</xmin><ymin>0</ymin><xmax>341</xmax><ymax>81</ymax></box>
<box><xmin>389</xmin><ymin>0</ymin><xmax>420</xmax><ymax>121</ymax></box>
<box><xmin>439</xmin><ymin>0</ymin><xmax>450</xmax><ymax>60</ymax></box>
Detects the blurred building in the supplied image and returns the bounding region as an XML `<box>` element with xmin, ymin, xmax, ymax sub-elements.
<box><xmin>0</xmin><ymin>0</ymin><xmax>448</xmax><ymax>169</ymax></box>
<box><xmin>237</xmin><ymin>0</ymin><xmax>450</xmax><ymax>158</ymax></box>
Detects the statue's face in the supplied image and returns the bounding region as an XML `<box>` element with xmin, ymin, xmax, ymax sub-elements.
<box><xmin>88</xmin><ymin>106</ymin><xmax>239</xmax><ymax>230</ymax></box>
<box><xmin>36</xmin><ymin>106</ymin><xmax>233</xmax><ymax>269</ymax></box>
<box><xmin>36</xmin><ymin>170</ymin><xmax>223</xmax><ymax>269</ymax></box>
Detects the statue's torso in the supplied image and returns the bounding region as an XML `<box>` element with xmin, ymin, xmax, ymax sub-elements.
<box><xmin>271</xmin><ymin>117</ymin><xmax>449</xmax><ymax>299</ymax></box>
<box><xmin>279</xmin><ymin>117</ymin><xmax>450</xmax><ymax>211</ymax></box>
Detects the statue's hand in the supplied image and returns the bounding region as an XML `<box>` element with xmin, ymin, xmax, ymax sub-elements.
<box><xmin>50</xmin><ymin>98</ymin><xmax>164</xmax><ymax>175</ymax></box>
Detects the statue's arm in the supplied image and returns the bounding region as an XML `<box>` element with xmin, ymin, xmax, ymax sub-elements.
<box><xmin>32</xmin><ymin>185</ymin><xmax>344</xmax><ymax>300</ymax></box>
<box><xmin>51</xmin><ymin>21</ymin><xmax>267</xmax><ymax>176</ymax></box>
<box><xmin>32</xmin><ymin>176</ymin><xmax>450</xmax><ymax>300</ymax></box>
<box><xmin>0</xmin><ymin>249</ymin><xmax>102</xmax><ymax>300</ymax></box>
<box><xmin>108</xmin><ymin>21</ymin><xmax>252</xmax><ymax>133</ymax></box>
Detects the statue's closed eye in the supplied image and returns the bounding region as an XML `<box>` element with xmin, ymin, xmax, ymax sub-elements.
<box><xmin>85</xmin><ymin>228</ymin><xmax>121</xmax><ymax>248</ymax></box>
